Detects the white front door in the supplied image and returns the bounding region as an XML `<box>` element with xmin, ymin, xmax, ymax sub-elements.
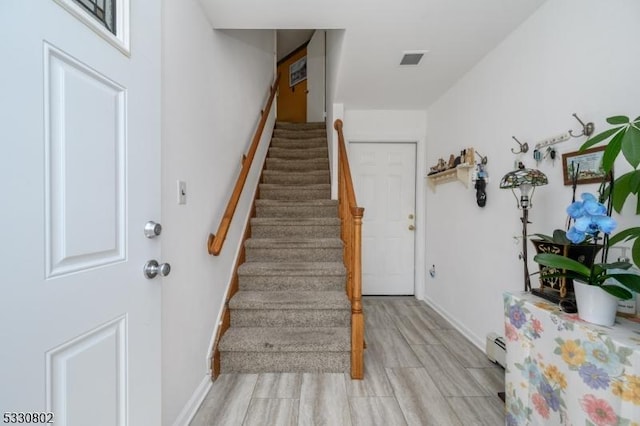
<box><xmin>350</xmin><ymin>143</ymin><xmax>416</xmax><ymax>295</ymax></box>
<box><xmin>0</xmin><ymin>1</ymin><xmax>162</xmax><ymax>425</ymax></box>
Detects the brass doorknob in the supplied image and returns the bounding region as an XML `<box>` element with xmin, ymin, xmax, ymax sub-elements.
<box><xmin>408</xmin><ymin>225</ymin><xmax>415</xmax><ymax>231</ymax></box>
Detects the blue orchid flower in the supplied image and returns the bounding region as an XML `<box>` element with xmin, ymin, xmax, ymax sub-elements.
<box><xmin>566</xmin><ymin>201</ymin><xmax>584</xmax><ymax>219</ymax></box>
<box><xmin>575</xmin><ymin>215</ymin><xmax>616</xmax><ymax>235</ymax></box>
<box><xmin>584</xmin><ymin>199</ymin><xmax>607</xmax><ymax>216</ymax></box>
<box><xmin>566</xmin><ymin>226</ymin><xmax>586</xmax><ymax>244</ymax></box>
<box><xmin>564</xmin><ymin>193</ymin><xmax>616</xmax><ymax>243</ymax></box>
<box><xmin>566</xmin><ymin>193</ymin><xmax>607</xmax><ymax>219</ymax></box>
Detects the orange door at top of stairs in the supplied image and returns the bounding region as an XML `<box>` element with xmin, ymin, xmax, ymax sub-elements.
<box><xmin>277</xmin><ymin>49</ymin><xmax>307</xmax><ymax>123</ymax></box>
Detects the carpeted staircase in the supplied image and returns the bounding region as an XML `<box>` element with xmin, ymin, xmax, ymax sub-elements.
<box><xmin>218</xmin><ymin>122</ymin><xmax>352</xmax><ymax>373</ymax></box>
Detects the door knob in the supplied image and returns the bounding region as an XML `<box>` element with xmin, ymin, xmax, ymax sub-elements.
<box><xmin>143</xmin><ymin>260</ymin><xmax>171</xmax><ymax>279</ymax></box>
<box><xmin>408</xmin><ymin>225</ymin><xmax>415</xmax><ymax>231</ymax></box>
<box><xmin>408</xmin><ymin>214</ymin><xmax>414</xmax><ymax>219</ymax></box>
<box><xmin>144</xmin><ymin>221</ymin><xmax>162</xmax><ymax>238</ymax></box>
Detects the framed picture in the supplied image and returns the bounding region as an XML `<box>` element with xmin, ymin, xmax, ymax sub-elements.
<box><xmin>289</xmin><ymin>56</ymin><xmax>307</xmax><ymax>87</ymax></box>
<box><xmin>562</xmin><ymin>146</ymin><xmax>610</xmax><ymax>185</ymax></box>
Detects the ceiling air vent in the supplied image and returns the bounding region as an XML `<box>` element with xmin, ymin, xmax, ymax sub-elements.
<box><xmin>400</xmin><ymin>50</ymin><xmax>428</xmax><ymax>66</ymax></box>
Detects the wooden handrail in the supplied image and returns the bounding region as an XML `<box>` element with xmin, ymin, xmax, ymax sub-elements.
<box><xmin>207</xmin><ymin>75</ymin><xmax>280</xmax><ymax>255</ymax></box>
<box><xmin>335</xmin><ymin>120</ymin><xmax>358</xmax><ymax>210</ymax></box>
<box><xmin>334</xmin><ymin>118</ymin><xmax>365</xmax><ymax>379</ymax></box>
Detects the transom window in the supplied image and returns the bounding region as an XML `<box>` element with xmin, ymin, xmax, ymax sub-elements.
<box><xmin>72</xmin><ymin>0</ymin><xmax>115</xmax><ymax>35</ymax></box>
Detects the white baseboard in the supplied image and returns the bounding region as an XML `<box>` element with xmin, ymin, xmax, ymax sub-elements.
<box><xmin>421</xmin><ymin>296</ymin><xmax>485</xmax><ymax>352</ymax></box>
<box><xmin>171</xmin><ymin>375</ymin><xmax>212</xmax><ymax>426</ymax></box>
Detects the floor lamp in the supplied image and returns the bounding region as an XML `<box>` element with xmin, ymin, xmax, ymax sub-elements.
<box><xmin>500</xmin><ymin>168</ymin><xmax>548</xmax><ymax>291</ymax></box>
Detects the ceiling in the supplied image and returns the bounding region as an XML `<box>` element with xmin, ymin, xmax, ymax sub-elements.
<box><xmin>198</xmin><ymin>0</ymin><xmax>547</xmax><ymax>109</ymax></box>
<box><xmin>277</xmin><ymin>30</ymin><xmax>314</xmax><ymax>61</ymax></box>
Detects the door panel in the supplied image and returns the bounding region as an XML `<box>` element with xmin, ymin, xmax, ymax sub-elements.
<box><xmin>46</xmin><ymin>315</ymin><xmax>127</xmax><ymax>425</ymax></box>
<box><xmin>0</xmin><ymin>1</ymin><xmax>161</xmax><ymax>424</ymax></box>
<box><xmin>350</xmin><ymin>143</ymin><xmax>416</xmax><ymax>295</ymax></box>
<box><xmin>277</xmin><ymin>47</ymin><xmax>307</xmax><ymax>122</ymax></box>
<box><xmin>46</xmin><ymin>44</ymin><xmax>126</xmax><ymax>277</ymax></box>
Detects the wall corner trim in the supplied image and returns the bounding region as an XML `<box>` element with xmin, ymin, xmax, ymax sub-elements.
<box><xmin>170</xmin><ymin>375</ymin><xmax>212</xmax><ymax>426</ymax></box>
<box><xmin>422</xmin><ymin>296</ymin><xmax>485</xmax><ymax>352</ymax></box>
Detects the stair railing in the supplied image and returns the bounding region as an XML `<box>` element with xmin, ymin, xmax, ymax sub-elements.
<box><xmin>334</xmin><ymin>119</ymin><xmax>365</xmax><ymax>380</ymax></box>
<box><xmin>208</xmin><ymin>75</ymin><xmax>280</xmax><ymax>255</ymax></box>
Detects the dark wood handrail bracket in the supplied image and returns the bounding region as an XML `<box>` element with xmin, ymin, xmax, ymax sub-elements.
<box><xmin>207</xmin><ymin>75</ymin><xmax>280</xmax><ymax>256</ymax></box>
<box><xmin>334</xmin><ymin>119</ymin><xmax>365</xmax><ymax>380</ymax></box>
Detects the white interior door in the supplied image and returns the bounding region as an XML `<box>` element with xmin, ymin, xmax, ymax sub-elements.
<box><xmin>350</xmin><ymin>143</ymin><xmax>416</xmax><ymax>295</ymax></box>
<box><xmin>306</xmin><ymin>30</ymin><xmax>325</xmax><ymax>122</ymax></box>
<box><xmin>0</xmin><ymin>2</ymin><xmax>162</xmax><ymax>425</ymax></box>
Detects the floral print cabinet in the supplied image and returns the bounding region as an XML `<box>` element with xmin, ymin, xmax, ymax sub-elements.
<box><xmin>504</xmin><ymin>292</ymin><xmax>640</xmax><ymax>425</ymax></box>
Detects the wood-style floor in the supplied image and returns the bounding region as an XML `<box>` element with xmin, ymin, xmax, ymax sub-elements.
<box><xmin>190</xmin><ymin>297</ymin><xmax>505</xmax><ymax>425</ymax></box>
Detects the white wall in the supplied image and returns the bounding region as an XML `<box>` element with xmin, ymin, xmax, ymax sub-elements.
<box><xmin>425</xmin><ymin>0</ymin><xmax>640</xmax><ymax>349</ymax></box>
<box><xmin>325</xmin><ymin>29</ymin><xmax>346</xmax><ymax>199</ymax></box>
<box><xmin>162</xmin><ymin>1</ymin><xmax>275</xmax><ymax>424</ymax></box>
<box><xmin>306</xmin><ymin>30</ymin><xmax>325</xmax><ymax>122</ymax></box>
<box><xmin>343</xmin><ymin>110</ymin><xmax>428</xmax><ymax>300</ymax></box>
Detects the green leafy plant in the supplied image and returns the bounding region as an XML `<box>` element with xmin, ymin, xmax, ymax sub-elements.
<box><xmin>534</xmin><ymin>253</ymin><xmax>640</xmax><ymax>299</ymax></box>
<box><xmin>579</xmin><ymin>115</ymin><xmax>640</xmax><ymax>267</ymax></box>
<box><xmin>531</xmin><ymin>229</ymin><xmax>572</xmax><ymax>245</ymax></box>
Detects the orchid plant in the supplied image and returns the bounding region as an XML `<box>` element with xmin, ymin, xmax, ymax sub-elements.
<box><xmin>533</xmin><ymin>193</ymin><xmax>640</xmax><ymax>300</ymax></box>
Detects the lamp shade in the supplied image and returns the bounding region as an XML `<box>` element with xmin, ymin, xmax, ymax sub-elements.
<box><xmin>500</xmin><ymin>168</ymin><xmax>548</xmax><ymax>210</ymax></box>
<box><xmin>499</xmin><ymin>168</ymin><xmax>548</xmax><ymax>189</ymax></box>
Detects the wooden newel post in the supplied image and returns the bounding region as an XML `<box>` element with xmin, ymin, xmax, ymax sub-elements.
<box><xmin>351</xmin><ymin>207</ymin><xmax>365</xmax><ymax>379</ymax></box>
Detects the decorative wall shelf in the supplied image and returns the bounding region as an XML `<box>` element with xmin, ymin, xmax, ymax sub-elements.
<box><xmin>426</xmin><ymin>164</ymin><xmax>474</xmax><ymax>192</ymax></box>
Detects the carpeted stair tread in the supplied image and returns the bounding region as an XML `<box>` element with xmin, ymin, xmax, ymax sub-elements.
<box><xmin>251</xmin><ymin>222</ymin><xmax>339</xmax><ymax>238</ymax></box>
<box><xmin>270</xmin><ymin>137</ymin><xmax>327</xmax><ymax>149</ymax></box>
<box><xmin>266</xmin><ymin>158</ymin><xmax>329</xmax><ymax>171</ymax></box>
<box><xmin>251</xmin><ymin>216</ymin><xmax>339</xmax><ymax>226</ymax></box>
<box><xmin>230</xmin><ymin>296</ymin><xmax>350</xmax><ymax>326</ymax></box>
<box><xmin>245</xmin><ymin>238</ymin><xmax>343</xmax><ymax>249</ymax></box>
<box><xmin>255</xmin><ymin>199</ymin><xmax>338</xmax><ymax>218</ymax></box>
<box><xmin>258</xmin><ymin>186</ymin><xmax>331</xmax><ymax>201</ymax></box>
<box><xmin>258</xmin><ymin>184</ymin><xmax>331</xmax><ymax>200</ymax></box>
<box><xmin>219</xmin><ymin>327</ymin><xmax>350</xmax><ymax>352</ymax></box>
<box><xmin>273</xmin><ymin>128</ymin><xmax>327</xmax><ymax>139</ymax></box>
<box><xmin>275</xmin><ymin>122</ymin><xmax>326</xmax><ymax>130</ymax></box>
<box><xmin>255</xmin><ymin>199</ymin><xmax>338</xmax><ymax>207</ymax></box>
<box><xmin>263</xmin><ymin>169</ymin><xmax>328</xmax><ymax>176</ymax></box>
<box><xmin>268</xmin><ymin>146</ymin><xmax>328</xmax><ymax>159</ymax></box>
<box><xmin>238</xmin><ymin>279</ymin><xmax>345</xmax><ymax>292</ymax></box>
<box><xmin>230</xmin><ymin>290</ymin><xmax>350</xmax><ymax>310</ymax></box>
<box><xmin>219</xmin><ymin>351</ymin><xmax>349</xmax><ymax>374</ymax></box>
<box><xmin>245</xmin><ymin>238</ymin><xmax>343</xmax><ymax>262</ymax></box>
<box><xmin>259</xmin><ymin>183</ymin><xmax>330</xmax><ymax>190</ymax></box>
<box><xmin>238</xmin><ymin>261</ymin><xmax>346</xmax><ymax>276</ymax></box>
<box><xmin>262</xmin><ymin>170</ymin><xmax>330</xmax><ymax>185</ymax></box>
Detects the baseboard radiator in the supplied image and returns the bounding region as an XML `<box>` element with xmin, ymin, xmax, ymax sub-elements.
<box><xmin>485</xmin><ymin>332</ymin><xmax>506</xmax><ymax>368</ymax></box>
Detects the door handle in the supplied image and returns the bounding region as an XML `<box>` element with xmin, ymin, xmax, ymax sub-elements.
<box><xmin>408</xmin><ymin>225</ymin><xmax>415</xmax><ymax>231</ymax></box>
<box><xmin>143</xmin><ymin>260</ymin><xmax>171</xmax><ymax>279</ymax></box>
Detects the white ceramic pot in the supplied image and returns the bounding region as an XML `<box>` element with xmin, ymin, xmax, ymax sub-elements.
<box><xmin>573</xmin><ymin>280</ymin><xmax>619</xmax><ymax>326</ymax></box>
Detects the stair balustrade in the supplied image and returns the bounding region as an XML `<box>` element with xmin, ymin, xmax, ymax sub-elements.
<box><xmin>334</xmin><ymin>119</ymin><xmax>365</xmax><ymax>380</ymax></box>
<box><xmin>208</xmin><ymin>74</ymin><xmax>280</xmax><ymax>256</ymax></box>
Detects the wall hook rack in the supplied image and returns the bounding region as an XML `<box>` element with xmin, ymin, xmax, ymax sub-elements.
<box><xmin>511</xmin><ymin>136</ymin><xmax>529</xmax><ymax>154</ymax></box>
<box><xmin>568</xmin><ymin>113</ymin><xmax>594</xmax><ymax>138</ymax></box>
